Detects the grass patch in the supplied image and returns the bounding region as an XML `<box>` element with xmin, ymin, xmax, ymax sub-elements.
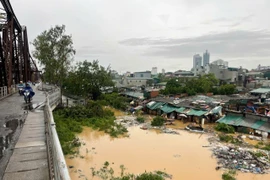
<box><xmin>218</xmin><ymin>134</ymin><xmax>242</xmax><ymax>145</ymax></box>
<box><xmin>254</xmin><ymin>141</ymin><xmax>270</xmax><ymax>151</ymax></box>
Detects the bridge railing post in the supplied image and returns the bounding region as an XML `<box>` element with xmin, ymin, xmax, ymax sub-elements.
<box><xmin>0</xmin><ymin>87</ymin><xmax>3</xmax><ymax>97</ymax></box>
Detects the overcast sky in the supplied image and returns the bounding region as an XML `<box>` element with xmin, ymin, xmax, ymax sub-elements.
<box><xmin>11</xmin><ymin>0</ymin><xmax>270</xmax><ymax>73</ymax></box>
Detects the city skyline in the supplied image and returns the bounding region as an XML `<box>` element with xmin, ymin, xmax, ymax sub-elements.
<box><xmin>12</xmin><ymin>0</ymin><xmax>270</xmax><ymax>72</ymax></box>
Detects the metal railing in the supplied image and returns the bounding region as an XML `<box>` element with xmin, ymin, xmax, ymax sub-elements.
<box><xmin>0</xmin><ymin>85</ymin><xmax>17</xmax><ymax>99</ymax></box>
<box><xmin>43</xmin><ymin>85</ymin><xmax>71</xmax><ymax>180</ymax></box>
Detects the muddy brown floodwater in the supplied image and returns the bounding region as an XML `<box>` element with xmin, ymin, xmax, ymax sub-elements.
<box><xmin>66</xmin><ymin>126</ymin><xmax>270</xmax><ymax>180</ymax></box>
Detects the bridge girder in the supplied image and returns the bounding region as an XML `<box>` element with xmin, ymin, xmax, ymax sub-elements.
<box><xmin>0</xmin><ymin>0</ymin><xmax>39</xmax><ymax>92</ymax></box>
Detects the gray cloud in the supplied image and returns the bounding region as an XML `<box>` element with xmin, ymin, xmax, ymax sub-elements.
<box><xmin>200</xmin><ymin>15</ymin><xmax>254</xmax><ymax>29</ymax></box>
<box><xmin>76</xmin><ymin>46</ymin><xmax>110</xmax><ymax>57</ymax></box>
<box><xmin>222</xmin><ymin>22</ymin><xmax>242</xmax><ymax>28</ymax></box>
<box><xmin>201</xmin><ymin>14</ymin><xmax>254</xmax><ymax>25</ymax></box>
<box><xmin>119</xmin><ymin>30</ymin><xmax>270</xmax><ymax>59</ymax></box>
<box><xmin>174</xmin><ymin>26</ymin><xmax>191</xmax><ymax>31</ymax></box>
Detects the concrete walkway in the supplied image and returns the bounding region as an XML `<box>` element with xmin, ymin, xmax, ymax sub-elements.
<box><xmin>2</xmin><ymin>86</ymin><xmax>49</xmax><ymax>180</ymax></box>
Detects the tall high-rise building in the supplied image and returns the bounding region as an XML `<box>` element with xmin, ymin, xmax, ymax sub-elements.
<box><xmin>193</xmin><ymin>54</ymin><xmax>202</xmax><ymax>69</ymax></box>
<box><xmin>151</xmin><ymin>67</ymin><xmax>158</xmax><ymax>75</ymax></box>
<box><xmin>203</xmin><ymin>50</ymin><xmax>210</xmax><ymax>66</ymax></box>
<box><xmin>162</xmin><ymin>69</ymin><xmax>165</xmax><ymax>75</ymax></box>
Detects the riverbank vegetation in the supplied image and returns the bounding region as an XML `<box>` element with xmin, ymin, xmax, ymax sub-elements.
<box><xmin>255</xmin><ymin>141</ymin><xmax>270</xmax><ymax>151</ymax></box>
<box><xmin>222</xmin><ymin>170</ymin><xmax>237</xmax><ymax>180</ymax></box>
<box><xmin>54</xmin><ymin>100</ymin><xmax>128</xmax><ymax>154</ymax></box>
<box><xmin>215</xmin><ymin>123</ymin><xmax>235</xmax><ymax>134</ymax></box>
<box><xmin>90</xmin><ymin>162</ymin><xmax>171</xmax><ymax>180</ymax></box>
<box><xmin>136</xmin><ymin>116</ymin><xmax>145</xmax><ymax>123</ymax></box>
<box><xmin>151</xmin><ymin>116</ymin><xmax>165</xmax><ymax>126</ymax></box>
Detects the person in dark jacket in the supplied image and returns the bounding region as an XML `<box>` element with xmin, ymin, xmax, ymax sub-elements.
<box><xmin>23</xmin><ymin>83</ymin><xmax>35</xmax><ymax>98</ymax></box>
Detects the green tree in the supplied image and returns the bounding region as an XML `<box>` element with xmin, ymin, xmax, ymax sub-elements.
<box><xmin>163</xmin><ymin>79</ymin><xmax>182</xmax><ymax>94</ymax></box>
<box><xmin>64</xmin><ymin>60</ymin><xmax>114</xmax><ymax>100</ymax></box>
<box><xmin>32</xmin><ymin>25</ymin><xmax>75</xmax><ymax>85</ymax></box>
<box><xmin>197</xmin><ymin>74</ymin><xmax>218</xmax><ymax>93</ymax></box>
<box><xmin>218</xmin><ymin>84</ymin><xmax>237</xmax><ymax>95</ymax></box>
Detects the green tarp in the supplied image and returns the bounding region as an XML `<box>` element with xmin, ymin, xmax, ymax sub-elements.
<box><xmin>186</xmin><ymin>109</ymin><xmax>207</xmax><ymax>116</ymax></box>
<box><xmin>175</xmin><ymin>107</ymin><xmax>185</xmax><ymax>113</ymax></box>
<box><xmin>147</xmin><ymin>102</ymin><xmax>165</xmax><ymax>110</ymax></box>
<box><xmin>251</xmin><ymin>120</ymin><xmax>266</xmax><ymax>129</ymax></box>
<box><xmin>216</xmin><ymin>115</ymin><xmax>244</xmax><ymax>126</ymax></box>
<box><xmin>160</xmin><ymin>104</ymin><xmax>177</xmax><ymax>113</ymax></box>
<box><xmin>217</xmin><ymin>115</ymin><xmax>270</xmax><ymax>132</ymax></box>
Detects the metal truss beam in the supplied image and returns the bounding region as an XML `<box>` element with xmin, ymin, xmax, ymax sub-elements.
<box><xmin>0</xmin><ymin>0</ymin><xmax>39</xmax><ymax>93</ymax></box>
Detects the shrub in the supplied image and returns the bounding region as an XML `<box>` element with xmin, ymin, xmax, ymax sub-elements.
<box><xmin>215</xmin><ymin>123</ymin><xmax>235</xmax><ymax>133</ymax></box>
<box><xmin>222</xmin><ymin>170</ymin><xmax>237</xmax><ymax>180</ymax></box>
<box><xmin>262</xmin><ymin>144</ymin><xmax>270</xmax><ymax>151</ymax></box>
<box><xmin>136</xmin><ymin>116</ymin><xmax>145</xmax><ymax>123</ymax></box>
<box><xmin>218</xmin><ymin>134</ymin><xmax>242</xmax><ymax>145</ymax></box>
<box><xmin>136</xmin><ymin>172</ymin><xmax>164</xmax><ymax>180</ymax></box>
<box><xmin>151</xmin><ymin>116</ymin><xmax>165</xmax><ymax>126</ymax></box>
<box><xmin>54</xmin><ymin>103</ymin><xmax>127</xmax><ymax>155</ymax></box>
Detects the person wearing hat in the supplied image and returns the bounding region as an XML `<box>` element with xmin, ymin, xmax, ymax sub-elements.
<box><xmin>18</xmin><ymin>81</ymin><xmax>25</xmax><ymax>95</ymax></box>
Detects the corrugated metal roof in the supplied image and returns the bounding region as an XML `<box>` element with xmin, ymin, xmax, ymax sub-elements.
<box><xmin>175</xmin><ymin>107</ymin><xmax>185</xmax><ymax>113</ymax></box>
<box><xmin>186</xmin><ymin>109</ymin><xmax>207</xmax><ymax>116</ymax></box>
<box><xmin>160</xmin><ymin>104</ymin><xmax>177</xmax><ymax>113</ymax></box>
<box><xmin>217</xmin><ymin>115</ymin><xmax>244</xmax><ymax>126</ymax></box>
<box><xmin>147</xmin><ymin>101</ymin><xmax>165</xmax><ymax>110</ymax></box>
<box><xmin>211</xmin><ymin>106</ymin><xmax>222</xmax><ymax>114</ymax></box>
<box><xmin>239</xmin><ymin>118</ymin><xmax>257</xmax><ymax>128</ymax></box>
<box><xmin>250</xmin><ymin>88</ymin><xmax>270</xmax><ymax>94</ymax></box>
<box><xmin>217</xmin><ymin>115</ymin><xmax>270</xmax><ymax>133</ymax></box>
<box><xmin>257</xmin><ymin>122</ymin><xmax>270</xmax><ymax>133</ymax></box>
<box><xmin>123</xmin><ymin>91</ymin><xmax>145</xmax><ymax>99</ymax></box>
<box><xmin>251</xmin><ymin>120</ymin><xmax>266</xmax><ymax>129</ymax></box>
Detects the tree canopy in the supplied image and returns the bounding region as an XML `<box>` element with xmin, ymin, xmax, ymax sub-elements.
<box><xmin>32</xmin><ymin>25</ymin><xmax>75</xmax><ymax>85</ymax></box>
<box><xmin>63</xmin><ymin>60</ymin><xmax>114</xmax><ymax>100</ymax></box>
<box><xmin>160</xmin><ymin>74</ymin><xmax>236</xmax><ymax>95</ymax></box>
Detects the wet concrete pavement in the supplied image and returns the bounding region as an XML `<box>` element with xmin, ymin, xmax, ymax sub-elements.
<box><xmin>0</xmin><ymin>85</ymin><xmax>50</xmax><ymax>180</ymax></box>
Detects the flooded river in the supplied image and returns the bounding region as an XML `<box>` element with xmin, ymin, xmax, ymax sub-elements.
<box><xmin>65</xmin><ymin>124</ymin><xmax>270</xmax><ymax>180</ymax></box>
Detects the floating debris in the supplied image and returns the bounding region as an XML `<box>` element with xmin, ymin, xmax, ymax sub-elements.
<box><xmin>162</xmin><ymin>128</ymin><xmax>180</xmax><ymax>135</ymax></box>
<box><xmin>212</xmin><ymin>145</ymin><xmax>270</xmax><ymax>174</ymax></box>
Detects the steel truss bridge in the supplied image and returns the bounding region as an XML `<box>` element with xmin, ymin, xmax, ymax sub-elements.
<box><xmin>0</xmin><ymin>0</ymin><xmax>39</xmax><ymax>93</ymax></box>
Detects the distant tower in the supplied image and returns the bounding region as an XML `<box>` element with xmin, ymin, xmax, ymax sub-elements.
<box><xmin>193</xmin><ymin>54</ymin><xmax>202</xmax><ymax>69</ymax></box>
<box><xmin>151</xmin><ymin>67</ymin><xmax>158</xmax><ymax>75</ymax></box>
<box><xmin>203</xmin><ymin>50</ymin><xmax>210</xmax><ymax>66</ymax></box>
<box><xmin>162</xmin><ymin>69</ymin><xmax>165</xmax><ymax>75</ymax></box>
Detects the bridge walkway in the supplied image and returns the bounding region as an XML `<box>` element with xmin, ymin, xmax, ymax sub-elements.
<box><xmin>1</xmin><ymin>86</ymin><xmax>50</xmax><ymax>180</ymax></box>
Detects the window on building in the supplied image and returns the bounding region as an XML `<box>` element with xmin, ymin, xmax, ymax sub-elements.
<box><xmin>140</xmin><ymin>74</ymin><xmax>143</xmax><ymax>77</ymax></box>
